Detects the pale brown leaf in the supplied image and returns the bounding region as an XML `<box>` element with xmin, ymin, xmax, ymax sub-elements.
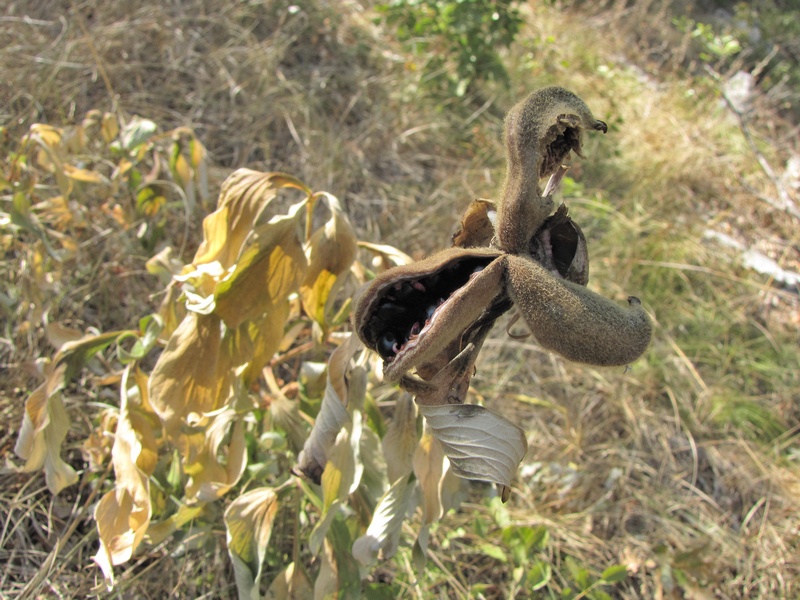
<box><xmin>352</xmin><ymin>473</ymin><xmax>416</xmax><ymax>568</ymax></box>
<box><xmin>295</xmin><ymin>334</ymin><xmax>363</xmax><ymax>483</ymax></box>
<box><xmin>413</xmin><ymin>429</ymin><xmax>446</xmax><ymax>526</ymax></box>
<box><xmin>13</xmin><ymin>364</ymin><xmax>77</xmax><ymax>494</ymax></box>
<box><xmin>93</xmin><ymin>366</ymin><xmax>159</xmax><ymax>588</ymax></box>
<box><xmin>417</xmin><ymin>403</ymin><xmax>528</xmax><ymax>493</ymax></box>
<box><xmin>224</xmin><ymin>486</ymin><xmax>279</xmax><ymax>600</ymax></box>
<box><xmin>264</xmin><ymin>562</ymin><xmax>314</xmax><ymax>600</ymax></box>
<box><xmin>382</xmin><ymin>394</ymin><xmax>418</xmax><ymax>483</ymax></box>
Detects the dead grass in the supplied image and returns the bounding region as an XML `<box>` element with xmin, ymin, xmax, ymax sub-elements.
<box><xmin>2</xmin><ymin>0</ymin><xmax>799</xmax><ymax>598</ymax></box>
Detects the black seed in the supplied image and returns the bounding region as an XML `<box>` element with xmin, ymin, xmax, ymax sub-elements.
<box><xmin>377</xmin><ymin>302</ymin><xmax>407</xmax><ymax>322</ymax></box>
<box><xmin>377</xmin><ymin>331</ymin><xmax>398</xmax><ymax>359</ymax></box>
<box><xmin>426</xmin><ymin>304</ymin><xmax>437</xmax><ymax>320</ymax></box>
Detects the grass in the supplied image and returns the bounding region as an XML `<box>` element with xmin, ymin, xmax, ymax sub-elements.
<box><xmin>2</xmin><ymin>0</ymin><xmax>799</xmax><ymax>598</ymax></box>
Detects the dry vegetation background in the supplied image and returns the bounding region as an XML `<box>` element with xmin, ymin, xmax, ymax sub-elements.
<box><xmin>1</xmin><ymin>0</ymin><xmax>799</xmax><ymax>598</ymax></box>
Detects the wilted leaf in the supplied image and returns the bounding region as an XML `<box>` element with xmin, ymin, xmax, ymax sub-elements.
<box><xmin>170</xmin><ymin>142</ymin><xmax>193</xmax><ymax>188</ymax></box>
<box><xmin>148</xmin><ymin>312</ymin><xmax>230</xmax><ymax>435</ymax></box>
<box><xmin>417</xmin><ymin>403</ymin><xmax>527</xmax><ymax>497</ymax></box>
<box><xmin>352</xmin><ymin>473</ymin><xmax>416</xmax><ymax>568</ymax></box>
<box><xmin>264</xmin><ymin>562</ymin><xmax>313</xmax><ymax>600</ymax></box>
<box><xmin>310</xmin><ymin>412</ymin><xmax>363</xmax><ymax>554</ymax></box>
<box><xmin>295</xmin><ymin>335</ymin><xmax>363</xmax><ymax>483</ymax></box>
<box><xmin>452</xmin><ymin>198</ymin><xmax>496</xmax><ymax>248</ymax></box>
<box><xmin>45</xmin><ymin>321</ymin><xmax>84</xmax><ymax>350</ymax></box>
<box><xmin>358</xmin><ymin>426</ymin><xmax>388</xmax><ymax>502</ymax></box>
<box><xmin>14</xmin><ymin>328</ymin><xmax>128</xmax><ymax>494</ymax></box>
<box><xmin>413</xmin><ymin>429</ymin><xmax>446</xmax><ymax>526</ymax></box>
<box><xmin>214</xmin><ymin>201</ymin><xmax>308</xmax><ymax>329</ymax></box>
<box><xmin>94</xmin><ymin>367</ymin><xmax>159</xmax><ymax>588</ymax></box>
<box><xmin>117</xmin><ymin>314</ymin><xmax>163</xmax><ymax>364</ymax></box>
<box><xmin>145</xmin><ymin>504</ymin><xmax>205</xmax><ymax>546</ymax></box>
<box><xmin>321</xmin><ymin>412</ymin><xmax>363</xmax><ymax>512</ymax></box>
<box><xmin>193</xmin><ymin>169</ymin><xmax>310</xmax><ymax>270</ymax></box>
<box><xmin>382</xmin><ymin>394</ymin><xmax>418</xmax><ymax>483</ymax></box>
<box><xmin>314</xmin><ymin>539</ymin><xmax>339</xmax><ymax>600</ymax></box>
<box><xmin>146</xmin><ymin>246</ymin><xmax>183</xmax><ymax>282</ymax></box>
<box><xmin>300</xmin><ymin>193</ymin><xmax>357</xmax><ymax>328</ymax></box>
<box><xmin>357</xmin><ymin>241</ymin><xmax>413</xmax><ymax>269</ymax></box>
<box><xmin>184</xmin><ymin>404</ymin><xmax>248</xmax><ymax>502</ymax></box>
<box><xmin>55</xmin><ymin>329</ymin><xmax>127</xmax><ymax>381</ymax></box>
<box><xmin>270</xmin><ymin>393</ymin><xmax>309</xmax><ymax>453</ymax></box>
<box><xmin>13</xmin><ymin>364</ymin><xmax>77</xmax><ymax>494</ymax></box>
<box><xmin>224</xmin><ymin>486</ymin><xmax>279</xmax><ymax>600</ymax></box>
<box><xmin>63</xmin><ymin>163</ymin><xmax>104</xmax><ymax>183</ymax></box>
<box><xmin>100</xmin><ymin>113</ymin><xmax>119</xmax><ymax>143</ymax></box>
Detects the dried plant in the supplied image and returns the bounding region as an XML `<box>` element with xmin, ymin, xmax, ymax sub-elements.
<box><xmin>353</xmin><ymin>87</ymin><xmax>652</xmax><ymax>499</ymax></box>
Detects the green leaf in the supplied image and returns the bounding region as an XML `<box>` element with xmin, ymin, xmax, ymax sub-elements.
<box><xmin>56</xmin><ymin>329</ymin><xmax>128</xmax><ymax>381</ymax></box>
<box><xmin>527</xmin><ymin>560</ymin><xmax>552</xmax><ymax>591</ymax></box>
<box><xmin>600</xmin><ymin>564</ymin><xmax>629</xmax><ymax>583</ymax></box>
<box><xmin>120</xmin><ymin>117</ymin><xmax>158</xmax><ymax>151</ymax></box>
<box><xmin>478</xmin><ymin>543</ymin><xmax>508</xmax><ymax>563</ymax></box>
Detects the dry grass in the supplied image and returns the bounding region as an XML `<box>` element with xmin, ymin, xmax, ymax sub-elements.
<box><xmin>1</xmin><ymin>0</ymin><xmax>799</xmax><ymax>598</ymax></box>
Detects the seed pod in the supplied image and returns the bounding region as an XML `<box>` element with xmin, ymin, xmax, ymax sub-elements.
<box><xmin>352</xmin><ymin>247</ymin><xmax>507</xmax><ymax>381</ymax></box>
<box><xmin>497</xmin><ymin>87</ymin><xmax>607</xmax><ymax>255</ymax></box>
<box><xmin>504</xmin><ymin>254</ymin><xmax>652</xmax><ymax>366</ymax></box>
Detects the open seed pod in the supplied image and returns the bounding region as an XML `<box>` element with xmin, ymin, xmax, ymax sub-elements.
<box><xmin>352</xmin><ymin>247</ymin><xmax>507</xmax><ymax>382</ymax></box>
<box><xmin>497</xmin><ymin>86</ymin><xmax>607</xmax><ymax>255</ymax></box>
<box><xmin>453</xmin><ymin>199</ymin><xmax>589</xmax><ymax>286</ymax></box>
<box><xmin>529</xmin><ymin>203</ymin><xmax>589</xmax><ymax>286</ymax></box>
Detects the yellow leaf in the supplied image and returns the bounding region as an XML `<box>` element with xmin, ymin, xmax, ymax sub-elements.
<box><xmin>189</xmin><ymin>137</ymin><xmax>207</xmax><ymax>169</ymax></box>
<box><xmin>28</xmin><ymin>123</ymin><xmax>62</xmax><ymax>147</ymax></box>
<box><xmin>413</xmin><ymin>430</ymin><xmax>446</xmax><ymax>526</ymax></box>
<box><xmin>357</xmin><ymin>241</ymin><xmax>413</xmax><ymax>268</ymax></box>
<box><xmin>193</xmin><ymin>169</ymin><xmax>311</xmax><ymax>270</ymax></box>
<box><xmin>320</xmin><ymin>410</ymin><xmax>363</xmax><ymax>513</ymax></box>
<box><xmin>93</xmin><ymin>366</ymin><xmax>159</xmax><ymax>589</ymax></box>
<box><xmin>172</xmin><ymin>151</ymin><xmax>192</xmax><ymax>187</ymax></box>
<box><xmin>183</xmin><ymin>406</ymin><xmax>248</xmax><ymax>502</ymax></box>
<box><xmin>235</xmin><ymin>300</ymin><xmax>291</xmax><ymax>386</ymax></box>
<box><xmin>300</xmin><ymin>193</ymin><xmax>357</xmax><ymax>328</ymax></box>
<box><xmin>213</xmin><ymin>201</ymin><xmax>308</xmax><ymax>329</ymax></box>
<box><xmin>63</xmin><ymin>163</ymin><xmax>104</xmax><ymax>183</ymax></box>
<box><xmin>224</xmin><ymin>486</ymin><xmax>279</xmax><ymax>600</ymax></box>
<box><xmin>101</xmin><ymin>113</ymin><xmax>119</xmax><ymax>143</ymax></box>
<box><xmin>148</xmin><ymin>312</ymin><xmax>230</xmax><ymax>436</ymax></box>
<box><xmin>13</xmin><ymin>364</ymin><xmax>78</xmax><ymax>494</ymax></box>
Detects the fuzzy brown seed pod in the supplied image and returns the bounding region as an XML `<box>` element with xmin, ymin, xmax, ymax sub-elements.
<box><xmin>352</xmin><ymin>247</ymin><xmax>506</xmax><ymax>382</ymax></box>
<box><xmin>497</xmin><ymin>87</ymin><xmax>607</xmax><ymax>255</ymax></box>
<box><xmin>504</xmin><ymin>254</ymin><xmax>652</xmax><ymax>366</ymax></box>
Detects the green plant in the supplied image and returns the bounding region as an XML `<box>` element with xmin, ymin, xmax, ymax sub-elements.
<box><xmin>377</xmin><ymin>0</ymin><xmax>523</xmax><ymax>96</ymax></box>
<box><xmin>673</xmin><ymin>16</ymin><xmax>742</xmax><ymax>64</ymax></box>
